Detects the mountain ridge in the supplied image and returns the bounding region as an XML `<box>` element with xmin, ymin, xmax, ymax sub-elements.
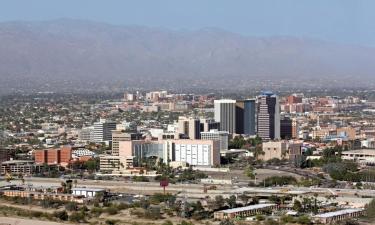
<box><xmin>0</xmin><ymin>19</ymin><xmax>374</xmax><ymax>94</ymax></box>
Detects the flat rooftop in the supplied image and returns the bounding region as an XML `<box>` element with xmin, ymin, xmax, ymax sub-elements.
<box><xmin>72</xmin><ymin>187</ymin><xmax>106</xmax><ymax>192</ymax></box>
<box><xmin>314</xmin><ymin>208</ymin><xmax>364</xmax><ymax>218</ymax></box>
<box><xmin>218</xmin><ymin>204</ymin><xmax>276</xmax><ymax>214</ymax></box>
<box><xmin>341</xmin><ymin>149</ymin><xmax>375</xmax><ymax>155</ymax></box>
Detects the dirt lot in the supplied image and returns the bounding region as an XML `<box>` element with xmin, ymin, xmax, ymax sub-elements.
<box><xmin>0</xmin><ymin>217</ymin><xmax>65</xmax><ymax>225</ymax></box>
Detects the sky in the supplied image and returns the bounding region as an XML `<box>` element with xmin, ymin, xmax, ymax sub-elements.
<box><xmin>0</xmin><ymin>0</ymin><xmax>374</xmax><ymax>47</ymax></box>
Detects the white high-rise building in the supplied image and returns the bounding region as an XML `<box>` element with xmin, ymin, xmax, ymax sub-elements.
<box><xmin>214</xmin><ymin>99</ymin><xmax>236</xmax><ymax>134</ymax></box>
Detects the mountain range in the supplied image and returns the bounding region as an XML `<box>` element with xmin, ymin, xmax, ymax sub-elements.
<box><xmin>0</xmin><ymin>19</ymin><xmax>374</xmax><ymax>94</ymax></box>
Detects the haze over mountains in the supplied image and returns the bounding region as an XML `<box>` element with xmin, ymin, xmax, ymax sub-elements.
<box><xmin>0</xmin><ymin>19</ymin><xmax>374</xmax><ymax>94</ymax></box>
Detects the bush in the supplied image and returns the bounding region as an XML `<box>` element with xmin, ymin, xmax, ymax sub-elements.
<box><xmin>65</xmin><ymin>202</ymin><xmax>78</xmax><ymax>211</ymax></box>
<box><xmin>255</xmin><ymin>214</ymin><xmax>265</xmax><ymax>221</ymax></box>
<box><xmin>116</xmin><ymin>203</ymin><xmax>130</xmax><ymax>210</ymax></box>
<box><xmin>53</xmin><ymin>210</ymin><xmax>68</xmax><ymax>221</ymax></box>
<box><xmin>106</xmin><ymin>219</ymin><xmax>119</xmax><ymax>225</ymax></box>
<box><xmin>132</xmin><ymin>176</ymin><xmax>150</xmax><ymax>182</ymax></box>
<box><xmin>31</xmin><ymin>211</ymin><xmax>43</xmax><ymax>218</ymax></box>
<box><xmin>90</xmin><ymin>207</ymin><xmax>103</xmax><ymax>217</ymax></box>
<box><xmin>263</xmin><ymin>176</ymin><xmax>297</xmax><ymax>187</ymax></box>
<box><xmin>105</xmin><ymin>206</ymin><xmax>119</xmax><ymax>215</ymax></box>
<box><xmin>162</xmin><ymin>220</ymin><xmax>173</xmax><ymax>225</ymax></box>
<box><xmin>144</xmin><ymin>206</ymin><xmax>162</xmax><ymax>220</ymax></box>
<box><xmin>296</xmin><ymin>215</ymin><xmax>311</xmax><ymax>225</ymax></box>
<box><xmin>281</xmin><ymin>215</ymin><xmax>295</xmax><ymax>223</ymax></box>
<box><xmin>265</xmin><ymin>219</ymin><xmax>280</xmax><ymax>225</ymax></box>
<box><xmin>69</xmin><ymin>212</ymin><xmax>85</xmax><ymax>223</ymax></box>
<box><xmin>178</xmin><ymin>221</ymin><xmax>194</xmax><ymax>225</ymax></box>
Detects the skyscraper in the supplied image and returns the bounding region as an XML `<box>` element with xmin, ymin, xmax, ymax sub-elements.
<box><xmin>257</xmin><ymin>92</ymin><xmax>280</xmax><ymax>140</ymax></box>
<box><xmin>93</xmin><ymin>119</ymin><xmax>117</xmax><ymax>143</ymax></box>
<box><xmin>280</xmin><ymin>117</ymin><xmax>293</xmax><ymax>140</ymax></box>
<box><xmin>214</xmin><ymin>99</ymin><xmax>236</xmax><ymax>134</ymax></box>
<box><xmin>235</xmin><ymin>99</ymin><xmax>256</xmax><ymax>135</ymax></box>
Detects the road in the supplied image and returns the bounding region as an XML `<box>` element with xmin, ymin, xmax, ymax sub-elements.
<box><xmin>3</xmin><ymin>176</ymin><xmax>375</xmax><ymax>199</ymax></box>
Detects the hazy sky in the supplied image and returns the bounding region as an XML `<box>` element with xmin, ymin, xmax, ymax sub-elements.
<box><xmin>1</xmin><ymin>0</ymin><xmax>374</xmax><ymax>47</ymax></box>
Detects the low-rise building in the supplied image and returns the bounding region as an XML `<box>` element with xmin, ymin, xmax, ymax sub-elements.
<box><xmin>1</xmin><ymin>160</ymin><xmax>38</xmax><ymax>175</ymax></box>
<box><xmin>201</xmin><ymin>129</ymin><xmax>229</xmax><ymax>151</ymax></box>
<box><xmin>99</xmin><ymin>154</ymin><xmax>134</xmax><ymax>172</ymax></box>
<box><xmin>313</xmin><ymin>208</ymin><xmax>364</xmax><ymax>224</ymax></box>
<box><xmin>2</xmin><ymin>190</ymin><xmax>85</xmax><ymax>203</ymax></box>
<box><xmin>341</xmin><ymin>149</ymin><xmax>375</xmax><ymax>165</ymax></box>
<box><xmin>71</xmin><ymin>187</ymin><xmax>106</xmax><ymax>198</ymax></box>
<box><xmin>260</xmin><ymin>141</ymin><xmax>302</xmax><ymax>163</ymax></box>
<box><xmin>214</xmin><ymin>204</ymin><xmax>277</xmax><ymax>220</ymax></box>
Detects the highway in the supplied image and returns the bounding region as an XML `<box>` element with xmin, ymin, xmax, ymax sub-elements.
<box><xmin>2</xmin><ymin>177</ymin><xmax>375</xmax><ymax>199</ymax></box>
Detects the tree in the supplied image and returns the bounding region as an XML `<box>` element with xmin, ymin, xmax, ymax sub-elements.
<box><xmin>226</xmin><ymin>195</ymin><xmax>237</xmax><ymax>209</ymax></box>
<box><xmin>215</xmin><ymin>195</ymin><xmax>225</xmax><ymax>209</ymax></box>
<box><xmin>238</xmin><ymin>193</ymin><xmax>250</xmax><ymax>205</ymax></box>
<box><xmin>84</xmin><ymin>159</ymin><xmax>98</xmax><ymax>172</ymax></box>
<box><xmin>293</xmin><ymin>199</ymin><xmax>303</xmax><ymax>212</ymax></box>
<box><xmin>245</xmin><ymin>165</ymin><xmax>256</xmax><ymax>179</ymax></box>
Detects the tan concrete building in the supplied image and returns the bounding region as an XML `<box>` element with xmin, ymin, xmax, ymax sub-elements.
<box><xmin>260</xmin><ymin>141</ymin><xmax>287</xmax><ymax>161</ymax></box>
<box><xmin>111</xmin><ymin>130</ymin><xmax>141</xmax><ymax>156</ymax></box>
<box><xmin>260</xmin><ymin>141</ymin><xmax>302</xmax><ymax>162</ymax></box>
<box><xmin>177</xmin><ymin>116</ymin><xmax>201</xmax><ymax>139</ymax></box>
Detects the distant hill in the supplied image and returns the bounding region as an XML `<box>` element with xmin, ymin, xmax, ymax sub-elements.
<box><xmin>0</xmin><ymin>19</ymin><xmax>374</xmax><ymax>94</ymax></box>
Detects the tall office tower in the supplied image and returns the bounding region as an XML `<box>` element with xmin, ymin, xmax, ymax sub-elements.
<box><xmin>214</xmin><ymin>99</ymin><xmax>236</xmax><ymax>134</ymax></box>
<box><xmin>257</xmin><ymin>92</ymin><xmax>280</xmax><ymax>140</ymax></box>
<box><xmin>280</xmin><ymin>117</ymin><xmax>293</xmax><ymax>140</ymax></box>
<box><xmin>112</xmin><ymin>130</ymin><xmax>142</xmax><ymax>156</ymax></box>
<box><xmin>235</xmin><ymin>99</ymin><xmax>256</xmax><ymax>135</ymax></box>
<box><xmin>177</xmin><ymin>116</ymin><xmax>201</xmax><ymax>139</ymax></box>
<box><xmin>93</xmin><ymin>119</ymin><xmax>117</xmax><ymax>143</ymax></box>
<box><xmin>292</xmin><ymin>118</ymin><xmax>298</xmax><ymax>139</ymax></box>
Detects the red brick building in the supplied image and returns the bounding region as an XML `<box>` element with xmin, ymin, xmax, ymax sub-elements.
<box><xmin>34</xmin><ymin>146</ymin><xmax>72</xmax><ymax>165</ymax></box>
<box><xmin>287</xmin><ymin>95</ymin><xmax>302</xmax><ymax>105</ymax></box>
